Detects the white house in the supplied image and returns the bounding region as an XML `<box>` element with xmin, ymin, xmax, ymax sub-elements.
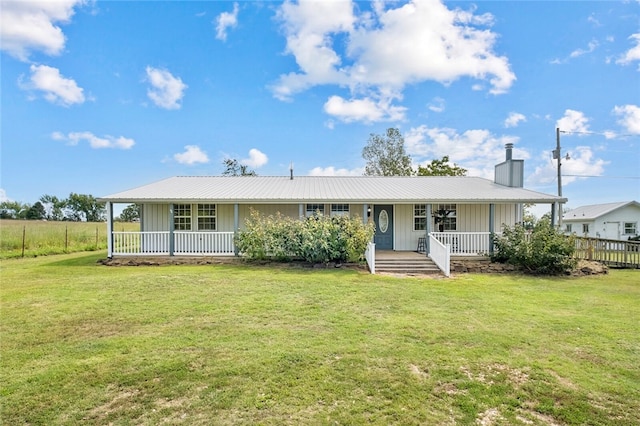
<box><xmin>563</xmin><ymin>201</ymin><xmax>640</xmax><ymax>241</ymax></box>
<box><xmin>99</xmin><ymin>145</ymin><xmax>566</xmax><ymax>265</ymax></box>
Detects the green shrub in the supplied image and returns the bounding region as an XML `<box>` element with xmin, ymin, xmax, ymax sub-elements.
<box><xmin>492</xmin><ymin>219</ymin><xmax>577</xmax><ymax>275</ymax></box>
<box><xmin>235</xmin><ymin>210</ymin><xmax>375</xmax><ymax>264</ymax></box>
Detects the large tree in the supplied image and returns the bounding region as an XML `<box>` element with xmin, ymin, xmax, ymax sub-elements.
<box><xmin>362</xmin><ymin>128</ymin><xmax>413</xmax><ymax>176</ymax></box>
<box><xmin>65</xmin><ymin>193</ymin><xmax>105</xmax><ymax>222</ymax></box>
<box><xmin>222</xmin><ymin>158</ymin><xmax>256</xmax><ymax>176</ymax></box>
<box><xmin>119</xmin><ymin>204</ymin><xmax>140</xmax><ymax>222</ymax></box>
<box><xmin>416</xmin><ymin>156</ymin><xmax>467</xmax><ymax>176</ymax></box>
<box><xmin>26</xmin><ymin>201</ymin><xmax>46</xmax><ymax>220</ymax></box>
<box><xmin>39</xmin><ymin>194</ymin><xmax>66</xmax><ymax>221</ymax></box>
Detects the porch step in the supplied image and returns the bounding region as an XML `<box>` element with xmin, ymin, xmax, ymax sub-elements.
<box><xmin>375</xmin><ymin>256</ymin><xmax>442</xmax><ymax>275</ymax></box>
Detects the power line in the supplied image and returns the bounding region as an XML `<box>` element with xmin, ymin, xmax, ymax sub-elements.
<box><xmin>563</xmin><ymin>174</ymin><xmax>640</xmax><ymax>179</ymax></box>
<box><xmin>560</xmin><ymin>130</ymin><xmax>639</xmax><ymax>138</ymax></box>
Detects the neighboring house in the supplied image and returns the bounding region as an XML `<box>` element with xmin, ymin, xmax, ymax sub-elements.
<box><xmin>99</xmin><ymin>144</ymin><xmax>565</xmax><ymax>259</ymax></box>
<box><xmin>563</xmin><ymin>201</ymin><xmax>640</xmax><ymax>241</ymax></box>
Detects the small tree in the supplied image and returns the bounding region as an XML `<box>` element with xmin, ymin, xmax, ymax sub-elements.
<box><xmin>492</xmin><ymin>219</ymin><xmax>577</xmax><ymax>275</ymax></box>
<box><xmin>26</xmin><ymin>202</ymin><xmax>46</xmax><ymax>220</ymax></box>
<box><xmin>119</xmin><ymin>204</ymin><xmax>141</xmax><ymax>222</ymax></box>
<box><xmin>222</xmin><ymin>158</ymin><xmax>257</xmax><ymax>176</ymax></box>
<box><xmin>362</xmin><ymin>128</ymin><xmax>413</xmax><ymax>176</ymax></box>
<box><xmin>66</xmin><ymin>193</ymin><xmax>105</xmax><ymax>222</ymax></box>
<box><xmin>416</xmin><ymin>156</ymin><xmax>467</xmax><ymax>176</ymax></box>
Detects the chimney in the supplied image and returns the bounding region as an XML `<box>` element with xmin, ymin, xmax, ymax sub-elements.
<box><xmin>505</xmin><ymin>143</ymin><xmax>513</xmax><ymax>161</ymax></box>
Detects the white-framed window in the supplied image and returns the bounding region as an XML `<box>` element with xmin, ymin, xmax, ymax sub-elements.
<box><xmin>174</xmin><ymin>204</ymin><xmax>191</xmax><ymax>230</ymax></box>
<box><xmin>565</xmin><ymin>224</ymin><xmax>573</xmax><ymax>233</ymax></box>
<box><xmin>306</xmin><ymin>203</ymin><xmax>325</xmax><ymax>217</ymax></box>
<box><xmin>331</xmin><ymin>204</ymin><xmax>349</xmax><ymax>217</ymax></box>
<box><xmin>624</xmin><ymin>222</ymin><xmax>637</xmax><ymax>235</ymax></box>
<box><xmin>197</xmin><ymin>204</ymin><xmax>216</xmax><ymax>231</ymax></box>
<box><xmin>434</xmin><ymin>203</ymin><xmax>457</xmax><ymax>231</ymax></box>
<box><xmin>582</xmin><ymin>224</ymin><xmax>589</xmax><ymax>234</ymax></box>
<box><xmin>414</xmin><ymin>204</ymin><xmax>427</xmax><ymax>231</ymax></box>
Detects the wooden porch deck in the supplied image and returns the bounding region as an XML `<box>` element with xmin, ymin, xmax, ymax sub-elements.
<box><xmin>375</xmin><ymin>250</ymin><xmax>442</xmax><ymax>275</ymax></box>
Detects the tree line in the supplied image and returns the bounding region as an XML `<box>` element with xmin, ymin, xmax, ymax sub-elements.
<box><xmin>0</xmin><ymin>194</ymin><xmax>140</xmax><ymax>222</ymax></box>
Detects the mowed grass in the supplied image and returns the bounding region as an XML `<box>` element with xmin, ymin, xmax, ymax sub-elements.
<box><xmin>1</xmin><ymin>253</ymin><xmax>639</xmax><ymax>425</ymax></box>
<box><xmin>0</xmin><ymin>220</ymin><xmax>139</xmax><ymax>259</ymax></box>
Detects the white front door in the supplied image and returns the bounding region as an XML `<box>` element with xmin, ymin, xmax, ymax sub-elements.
<box><xmin>604</xmin><ymin>222</ymin><xmax>620</xmax><ymax>240</ymax></box>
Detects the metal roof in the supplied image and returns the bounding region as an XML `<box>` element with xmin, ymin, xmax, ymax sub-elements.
<box><xmin>563</xmin><ymin>201</ymin><xmax>640</xmax><ymax>221</ymax></box>
<box><xmin>100</xmin><ymin>176</ymin><xmax>566</xmax><ymax>204</ymax></box>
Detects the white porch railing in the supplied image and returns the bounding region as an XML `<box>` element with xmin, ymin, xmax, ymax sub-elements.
<box><xmin>365</xmin><ymin>241</ymin><xmax>376</xmax><ymax>274</ymax></box>
<box><xmin>430</xmin><ymin>232</ymin><xmax>495</xmax><ymax>256</ymax></box>
<box><xmin>174</xmin><ymin>231</ymin><xmax>235</xmax><ymax>255</ymax></box>
<box><xmin>428</xmin><ymin>234</ymin><xmax>450</xmax><ymax>277</ymax></box>
<box><xmin>112</xmin><ymin>231</ymin><xmax>235</xmax><ymax>256</ymax></box>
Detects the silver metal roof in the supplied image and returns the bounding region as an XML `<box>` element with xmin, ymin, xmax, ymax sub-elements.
<box><xmin>100</xmin><ymin>176</ymin><xmax>567</xmax><ymax>204</ymax></box>
<box><xmin>563</xmin><ymin>201</ymin><xmax>640</xmax><ymax>221</ymax></box>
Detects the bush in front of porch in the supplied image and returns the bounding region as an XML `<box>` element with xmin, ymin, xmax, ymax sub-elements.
<box><xmin>235</xmin><ymin>209</ymin><xmax>375</xmax><ymax>264</ymax></box>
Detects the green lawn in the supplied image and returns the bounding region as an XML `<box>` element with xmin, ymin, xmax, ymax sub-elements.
<box><xmin>1</xmin><ymin>252</ymin><xmax>639</xmax><ymax>425</ymax></box>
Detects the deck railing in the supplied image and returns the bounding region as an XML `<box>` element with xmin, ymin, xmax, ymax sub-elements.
<box><xmin>365</xmin><ymin>241</ymin><xmax>376</xmax><ymax>274</ymax></box>
<box><xmin>428</xmin><ymin>234</ymin><xmax>450</xmax><ymax>277</ymax></box>
<box><xmin>112</xmin><ymin>231</ymin><xmax>235</xmax><ymax>256</ymax></box>
<box><xmin>573</xmin><ymin>236</ymin><xmax>640</xmax><ymax>268</ymax></box>
<box><xmin>430</xmin><ymin>232</ymin><xmax>494</xmax><ymax>256</ymax></box>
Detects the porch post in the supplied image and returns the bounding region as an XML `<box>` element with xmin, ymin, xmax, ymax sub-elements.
<box><xmin>489</xmin><ymin>203</ymin><xmax>495</xmax><ymax>254</ymax></box>
<box><xmin>299</xmin><ymin>203</ymin><xmax>304</xmax><ymax>219</ymax></box>
<box><xmin>425</xmin><ymin>204</ymin><xmax>432</xmax><ymax>255</ymax></box>
<box><xmin>106</xmin><ymin>202</ymin><xmax>113</xmax><ymax>258</ymax></box>
<box><xmin>169</xmin><ymin>204</ymin><xmax>175</xmax><ymax>256</ymax></box>
<box><xmin>234</xmin><ymin>203</ymin><xmax>239</xmax><ymax>256</ymax></box>
<box><xmin>363</xmin><ymin>204</ymin><xmax>368</xmax><ymax>225</ymax></box>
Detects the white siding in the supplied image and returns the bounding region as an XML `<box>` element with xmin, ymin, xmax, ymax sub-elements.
<box><xmin>142</xmin><ymin>204</ymin><xmax>169</xmax><ymax>231</ymax></box>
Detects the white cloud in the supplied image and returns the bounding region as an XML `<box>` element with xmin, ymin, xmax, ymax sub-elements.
<box><xmin>0</xmin><ymin>188</ymin><xmax>9</xmax><ymax>202</ymax></box>
<box><xmin>23</xmin><ymin>64</ymin><xmax>85</xmax><ymax>106</ymax></box>
<box><xmin>0</xmin><ymin>0</ymin><xmax>83</xmax><ymax>61</ymax></box>
<box><xmin>528</xmin><ymin>146</ymin><xmax>608</xmax><ymax>186</ymax></box>
<box><xmin>323</xmin><ymin>94</ymin><xmax>406</xmax><ymax>123</ymax></box>
<box><xmin>174</xmin><ymin>145</ymin><xmax>209</xmax><ymax>165</ymax></box>
<box><xmin>53</xmin><ymin>131</ymin><xmax>135</xmax><ymax>149</ymax></box>
<box><xmin>504</xmin><ymin>112</ymin><xmax>526</xmax><ymax>128</ymax></box>
<box><xmin>556</xmin><ymin>109</ymin><xmax>590</xmax><ymax>133</ymax></box>
<box><xmin>569</xmin><ymin>39</ymin><xmax>599</xmax><ymax>59</ymax></box>
<box><xmin>272</xmin><ymin>0</ymin><xmax>515</xmax><ymax>122</ymax></box>
<box><xmin>427</xmin><ymin>97</ymin><xmax>445</xmax><ymax>113</ymax></box>
<box><xmin>145</xmin><ymin>66</ymin><xmax>188</xmax><ymax>110</ymax></box>
<box><xmin>308</xmin><ymin>166</ymin><xmax>364</xmax><ymax>176</ymax></box>
<box><xmin>616</xmin><ymin>33</ymin><xmax>640</xmax><ymax>68</ymax></box>
<box><xmin>405</xmin><ymin>125</ymin><xmax>525</xmax><ymax>178</ymax></box>
<box><xmin>240</xmin><ymin>148</ymin><xmax>268</xmax><ymax>168</ymax></box>
<box><xmin>613</xmin><ymin>104</ymin><xmax>640</xmax><ymax>134</ymax></box>
<box><xmin>215</xmin><ymin>2</ymin><xmax>239</xmax><ymax>41</ymax></box>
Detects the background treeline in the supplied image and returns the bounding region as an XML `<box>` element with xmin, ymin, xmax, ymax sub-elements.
<box><xmin>0</xmin><ymin>194</ymin><xmax>139</xmax><ymax>222</ymax></box>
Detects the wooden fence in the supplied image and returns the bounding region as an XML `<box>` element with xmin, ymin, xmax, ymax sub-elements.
<box><xmin>573</xmin><ymin>236</ymin><xmax>640</xmax><ymax>268</ymax></box>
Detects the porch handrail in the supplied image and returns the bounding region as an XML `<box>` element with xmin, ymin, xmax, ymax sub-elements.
<box><xmin>428</xmin><ymin>233</ymin><xmax>450</xmax><ymax>277</ymax></box>
<box><xmin>365</xmin><ymin>241</ymin><xmax>376</xmax><ymax>274</ymax></box>
<box><xmin>112</xmin><ymin>231</ymin><xmax>170</xmax><ymax>256</ymax></box>
<box><xmin>174</xmin><ymin>231</ymin><xmax>235</xmax><ymax>255</ymax></box>
<box><xmin>111</xmin><ymin>231</ymin><xmax>235</xmax><ymax>256</ymax></box>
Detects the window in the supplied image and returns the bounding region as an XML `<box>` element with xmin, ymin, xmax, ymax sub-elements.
<box><xmin>197</xmin><ymin>204</ymin><xmax>216</xmax><ymax>230</ymax></box>
<box><xmin>565</xmin><ymin>224</ymin><xmax>572</xmax><ymax>233</ymax></box>
<box><xmin>414</xmin><ymin>204</ymin><xmax>427</xmax><ymax>231</ymax></box>
<box><xmin>624</xmin><ymin>222</ymin><xmax>637</xmax><ymax>235</ymax></box>
<box><xmin>582</xmin><ymin>224</ymin><xmax>589</xmax><ymax>234</ymax></box>
<box><xmin>306</xmin><ymin>204</ymin><xmax>325</xmax><ymax>217</ymax></box>
<box><xmin>331</xmin><ymin>204</ymin><xmax>349</xmax><ymax>217</ymax></box>
<box><xmin>434</xmin><ymin>204</ymin><xmax>457</xmax><ymax>231</ymax></box>
<box><xmin>174</xmin><ymin>204</ymin><xmax>191</xmax><ymax>230</ymax></box>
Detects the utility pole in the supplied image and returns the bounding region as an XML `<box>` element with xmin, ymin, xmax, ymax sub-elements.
<box><xmin>552</xmin><ymin>127</ymin><xmax>563</xmax><ymax>228</ymax></box>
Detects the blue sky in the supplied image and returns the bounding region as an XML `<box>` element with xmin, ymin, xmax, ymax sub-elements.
<box><xmin>1</xmin><ymin>0</ymin><xmax>639</xmax><ymax>217</ymax></box>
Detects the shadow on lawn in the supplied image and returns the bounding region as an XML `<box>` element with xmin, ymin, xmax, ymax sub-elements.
<box><xmin>40</xmin><ymin>252</ymin><xmax>107</xmax><ymax>267</ymax></box>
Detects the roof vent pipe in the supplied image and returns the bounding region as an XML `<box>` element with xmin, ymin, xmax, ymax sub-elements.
<box><xmin>505</xmin><ymin>143</ymin><xmax>514</xmax><ymax>161</ymax></box>
<box><xmin>290</xmin><ymin>162</ymin><xmax>294</xmax><ymax>180</ymax></box>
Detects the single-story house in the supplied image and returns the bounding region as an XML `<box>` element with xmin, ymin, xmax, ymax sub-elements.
<box><xmin>99</xmin><ymin>144</ymin><xmax>566</xmax><ymax>271</ymax></box>
<box><xmin>563</xmin><ymin>201</ymin><xmax>640</xmax><ymax>240</ymax></box>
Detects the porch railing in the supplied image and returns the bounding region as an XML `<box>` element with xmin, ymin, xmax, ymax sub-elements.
<box><xmin>428</xmin><ymin>234</ymin><xmax>450</xmax><ymax>277</ymax></box>
<box><xmin>365</xmin><ymin>241</ymin><xmax>376</xmax><ymax>274</ymax></box>
<box><xmin>430</xmin><ymin>232</ymin><xmax>495</xmax><ymax>256</ymax></box>
<box><xmin>112</xmin><ymin>231</ymin><xmax>235</xmax><ymax>256</ymax></box>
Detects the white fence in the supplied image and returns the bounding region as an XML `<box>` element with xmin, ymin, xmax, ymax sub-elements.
<box><xmin>365</xmin><ymin>241</ymin><xmax>376</xmax><ymax>274</ymax></box>
<box><xmin>428</xmin><ymin>234</ymin><xmax>450</xmax><ymax>277</ymax></box>
<box><xmin>112</xmin><ymin>231</ymin><xmax>235</xmax><ymax>256</ymax></box>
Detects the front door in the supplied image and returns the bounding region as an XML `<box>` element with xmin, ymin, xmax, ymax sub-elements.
<box><xmin>374</xmin><ymin>205</ymin><xmax>393</xmax><ymax>250</ymax></box>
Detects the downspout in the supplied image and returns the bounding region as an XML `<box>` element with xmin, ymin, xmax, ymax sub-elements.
<box><xmin>169</xmin><ymin>204</ymin><xmax>175</xmax><ymax>256</ymax></box>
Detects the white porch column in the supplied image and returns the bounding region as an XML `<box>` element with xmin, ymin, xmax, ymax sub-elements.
<box><xmin>425</xmin><ymin>204</ymin><xmax>432</xmax><ymax>254</ymax></box>
<box><xmin>106</xmin><ymin>202</ymin><xmax>113</xmax><ymax>258</ymax></box>
<box><xmin>234</xmin><ymin>203</ymin><xmax>239</xmax><ymax>256</ymax></box>
<box><xmin>299</xmin><ymin>203</ymin><xmax>304</xmax><ymax>219</ymax></box>
<box><xmin>169</xmin><ymin>204</ymin><xmax>175</xmax><ymax>256</ymax></box>
<box><xmin>489</xmin><ymin>203</ymin><xmax>495</xmax><ymax>254</ymax></box>
<box><xmin>363</xmin><ymin>204</ymin><xmax>368</xmax><ymax>224</ymax></box>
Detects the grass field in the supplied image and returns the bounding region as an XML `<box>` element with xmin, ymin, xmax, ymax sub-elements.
<box><xmin>1</xmin><ymin>252</ymin><xmax>639</xmax><ymax>425</ymax></box>
<box><xmin>0</xmin><ymin>220</ymin><xmax>139</xmax><ymax>259</ymax></box>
